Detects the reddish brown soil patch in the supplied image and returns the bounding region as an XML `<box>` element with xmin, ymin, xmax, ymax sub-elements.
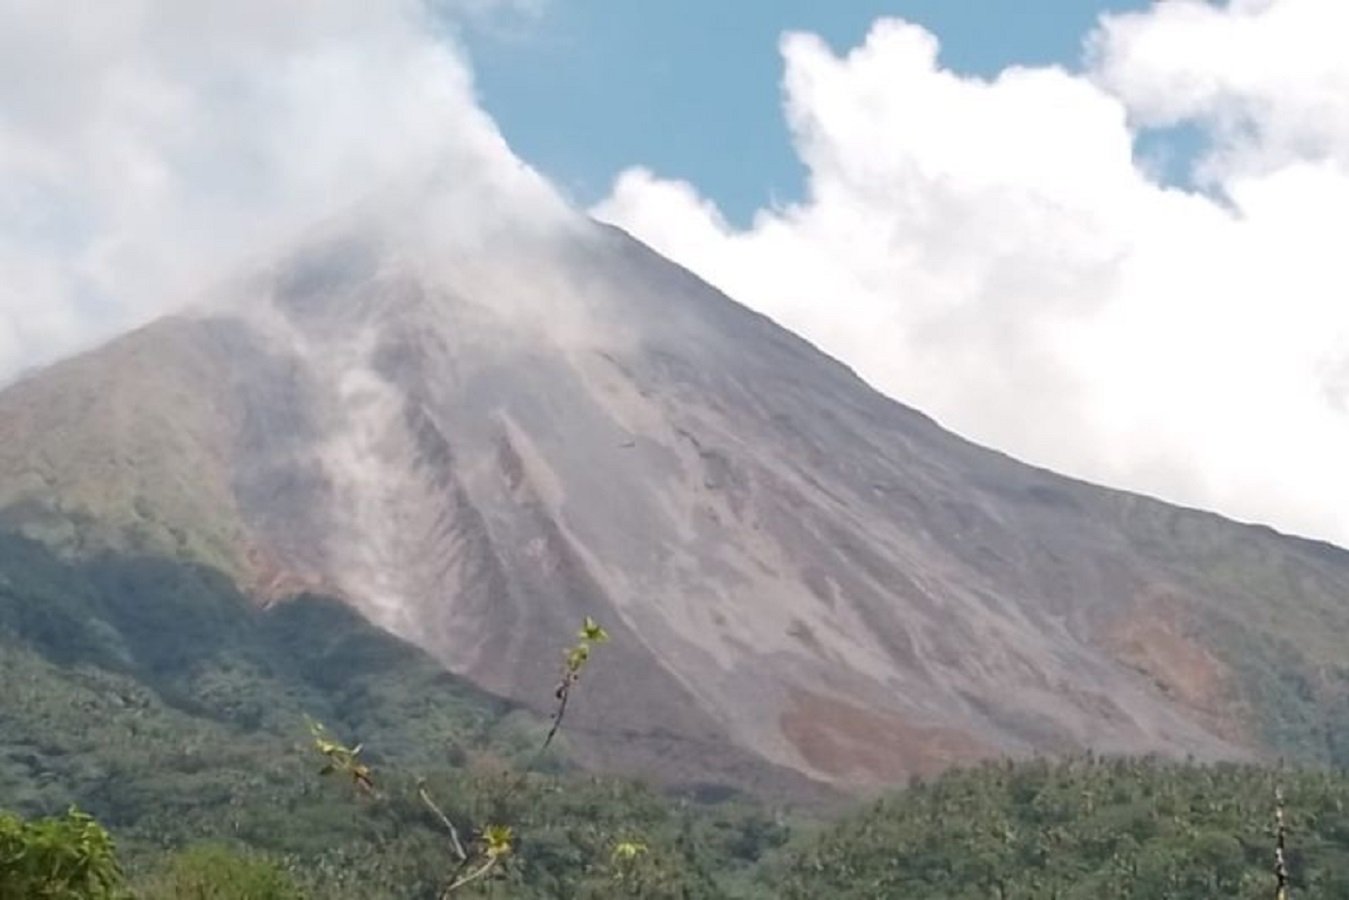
<box><xmin>781</xmin><ymin>688</ymin><xmax>990</xmax><ymax>783</ymax></box>
<box><xmin>1103</xmin><ymin>590</ymin><xmax>1247</xmax><ymax>744</ymax></box>
<box><xmin>244</xmin><ymin>543</ymin><xmax>334</xmax><ymax>605</ymax></box>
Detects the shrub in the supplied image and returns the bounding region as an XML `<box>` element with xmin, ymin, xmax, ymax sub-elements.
<box><xmin>137</xmin><ymin>843</ymin><xmax>303</xmax><ymax>900</ymax></box>
<box><xmin>0</xmin><ymin>808</ymin><xmax>125</xmax><ymax>900</ymax></box>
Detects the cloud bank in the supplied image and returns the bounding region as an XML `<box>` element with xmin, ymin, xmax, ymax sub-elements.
<box><xmin>595</xmin><ymin>0</ymin><xmax>1349</xmax><ymax>547</ymax></box>
<box><xmin>0</xmin><ymin>0</ymin><xmax>553</xmax><ymax>382</ymax></box>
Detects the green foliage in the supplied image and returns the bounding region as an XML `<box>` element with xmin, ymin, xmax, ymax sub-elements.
<box><xmin>1114</xmin><ymin>498</ymin><xmax>1349</xmax><ymax>766</ymax></box>
<box><xmin>305</xmin><ymin>618</ymin><xmax>687</xmax><ymax>897</ymax></box>
<box><xmin>543</xmin><ymin>616</ymin><xmax>611</xmax><ymax>755</ymax></box>
<box><xmin>481</xmin><ymin>823</ymin><xmax>514</xmax><ymax>860</ymax></box>
<box><xmin>1207</xmin><ymin>618</ymin><xmax>1349</xmax><ymax>768</ymax></box>
<box><xmin>307</xmin><ymin>720</ymin><xmax>374</xmax><ymax>794</ymax></box>
<box><xmin>766</xmin><ymin>756</ymin><xmax>1349</xmax><ymax>899</ymax></box>
<box><xmin>0</xmin><ymin>808</ymin><xmax>125</xmax><ymax>900</ymax></box>
<box><xmin>136</xmin><ymin>844</ymin><xmax>303</xmax><ymax>900</ymax></box>
<box><xmin>0</xmin><ymin>533</ymin><xmax>534</xmax><ymax>828</ymax></box>
<box><xmin>578</xmin><ymin>617</ymin><xmax>609</xmax><ymax>645</ymax></box>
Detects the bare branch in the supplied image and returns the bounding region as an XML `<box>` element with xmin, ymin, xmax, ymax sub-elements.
<box><xmin>418</xmin><ymin>780</ymin><xmax>468</xmax><ymax>863</ymax></box>
<box><xmin>541</xmin><ymin>674</ymin><xmax>574</xmax><ymax>754</ymax></box>
<box><xmin>441</xmin><ymin>855</ymin><xmax>500</xmax><ymax>898</ymax></box>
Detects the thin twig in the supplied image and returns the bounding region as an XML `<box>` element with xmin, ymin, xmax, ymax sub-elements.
<box><xmin>418</xmin><ymin>780</ymin><xmax>468</xmax><ymax>862</ymax></box>
<box><xmin>441</xmin><ymin>856</ymin><xmax>500</xmax><ymax>899</ymax></box>
<box><xmin>540</xmin><ymin>674</ymin><xmax>574</xmax><ymax>754</ymax></box>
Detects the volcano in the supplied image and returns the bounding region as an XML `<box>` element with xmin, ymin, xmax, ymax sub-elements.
<box><xmin>4</xmin><ymin>188</ymin><xmax>1349</xmax><ymax>800</ymax></box>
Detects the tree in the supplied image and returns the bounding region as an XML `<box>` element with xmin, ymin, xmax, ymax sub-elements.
<box><xmin>0</xmin><ymin>808</ymin><xmax>125</xmax><ymax>900</ymax></box>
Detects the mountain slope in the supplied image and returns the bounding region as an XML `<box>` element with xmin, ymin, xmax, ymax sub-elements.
<box><xmin>3</xmin><ymin>205</ymin><xmax>1349</xmax><ymax>797</ymax></box>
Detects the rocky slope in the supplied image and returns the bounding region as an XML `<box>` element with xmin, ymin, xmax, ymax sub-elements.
<box><xmin>4</xmin><ymin>197</ymin><xmax>1349</xmax><ymax>799</ymax></box>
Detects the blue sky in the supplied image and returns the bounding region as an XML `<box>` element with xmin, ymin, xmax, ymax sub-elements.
<box><xmin>462</xmin><ymin>1</ymin><xmax>1153</xmax><ymax>225</ymax></box>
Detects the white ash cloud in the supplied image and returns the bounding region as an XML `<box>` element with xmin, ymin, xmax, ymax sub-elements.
<box><xmin>0</xmin><ymin>0</ymin><xmax>560</xmax><ymax>382</ymax></box>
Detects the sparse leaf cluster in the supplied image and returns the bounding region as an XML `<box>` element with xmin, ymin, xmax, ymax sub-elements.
<box><xmin>544</xmin><ymin>616</ymin><xmax>610</xmax><ymax>753</ymax></box>
<box><xmin>309</xmin><ymin>617</ymin><xmax>611</xmax><ymax>896</ymax></box>
<box><xmin>308</xmin><ymin>719</ymin><xmax>374</xmax><ymax>794</ymax></box>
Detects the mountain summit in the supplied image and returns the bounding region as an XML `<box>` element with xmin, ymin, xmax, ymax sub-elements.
<box><xmin>4</xmin><ymin>196</ymin><xmax>1349</xmax><ymax>799</ymax></box>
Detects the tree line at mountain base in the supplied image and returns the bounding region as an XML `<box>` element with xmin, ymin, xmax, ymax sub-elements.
<box><xmin>10</xmin><ymin>756</ymin><xmax>1349</xmax><ymax>898</ymax></box>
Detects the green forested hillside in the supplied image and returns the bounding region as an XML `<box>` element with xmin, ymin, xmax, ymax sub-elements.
<box><xmin>0</xmin><ymin>530</ymin><xmax>535</xmax><ymax>823</ymax></box>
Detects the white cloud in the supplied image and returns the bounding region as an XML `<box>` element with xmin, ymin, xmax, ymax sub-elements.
<box><xmin>0</xmin><ymin>0</ymin><xmax>556</xmax><ymax>382</ymax></box>
<box><xmin>1092</xmin><ymin>0</ymin><xmax>1349</xmax><ymax>180</ymax></box>
<box><xmin>595</xmin><ymin>1</ymin><xmax>1349</xmax><ymax>547</ymax></box>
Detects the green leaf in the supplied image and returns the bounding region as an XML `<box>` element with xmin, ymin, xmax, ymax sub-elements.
<box><xmin>483</xmin><ymin>824</ymin><xmax>514</xmax><ymax>859</ymax></box>
<box><xmin>566</xmin><ymin>643</ymin><xmax>591</xmax><ymax>672</ymax></box>
<box><xmin>612</xmin><ymin>839</ymin><xmax>648</xmax><ymax>861</ymax></box>
<box><xmin>579</xmin><ymin>616</ymin><xmax>610</xmax><ymax>644</ymax></box>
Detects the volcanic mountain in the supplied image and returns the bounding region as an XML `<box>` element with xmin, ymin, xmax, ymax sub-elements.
<box><xmin>4</xmin><ymin>191</ymin><xmax>1349</xmax><ymax>800</ymax></box>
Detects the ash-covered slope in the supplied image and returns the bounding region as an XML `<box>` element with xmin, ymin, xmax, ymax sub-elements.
<box><xmin>5</xmin><ymin>201</ymin><xmax>1349</xmax><ymax>798</ymax></box>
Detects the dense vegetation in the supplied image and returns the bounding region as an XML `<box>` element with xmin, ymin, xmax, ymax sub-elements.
<box><xmin>0</xmin><ymin>808</ymin><xmax>124</xmax><ymax>899</ymax></box>
<box><xmin>12</xmin><ymin>756</ymin><xmax>1349</xmax><ymax>898</ymax></box>
<box><xmin>5</xmin><ymin>532</ymin><xmax>1349</xmax><ymax>897</ymax></box>
<box><xmin>770</xmin><ymin>757</ymin><xmax>1349</xmax><ymax>899</ymax></box>
<box><xmin>1115</xmin><ymin>499</ymin><xmax>1349</xmax><ymax>769</ymax></box>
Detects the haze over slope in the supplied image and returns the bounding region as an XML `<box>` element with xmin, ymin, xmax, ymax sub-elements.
<box><xmin>4</xmin><ymin>181</ymin><xmax>1349</xmax><ymax>798</ymax></box>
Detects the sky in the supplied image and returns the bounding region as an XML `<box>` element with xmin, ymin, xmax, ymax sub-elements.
<box><xmin>461</xmin><ymin>0</ymin><xmax>1154</xmax><ymax>225</ymax></box>
<box><xmin>3</xmin><ymin>0</ymin><xmax>1349</xmax><ymax>549</ymax></box>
